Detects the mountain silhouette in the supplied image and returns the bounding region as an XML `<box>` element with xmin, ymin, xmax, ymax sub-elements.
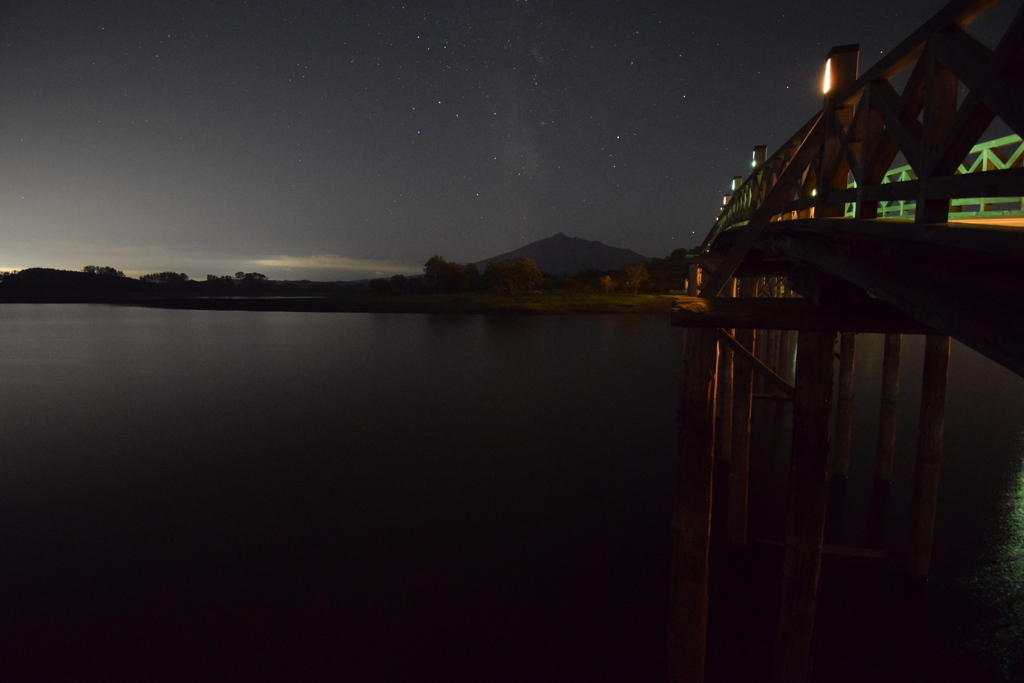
<box><xmin>474</xmin><ymin>233</ymin><xmax>649</xmax><ymax>275</ymax></box>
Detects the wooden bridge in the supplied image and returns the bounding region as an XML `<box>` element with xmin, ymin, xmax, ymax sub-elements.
<box><xmin>667</xmin><ymin>0</ymin><xmax>1024</xmax><ymax>680</ymax></box>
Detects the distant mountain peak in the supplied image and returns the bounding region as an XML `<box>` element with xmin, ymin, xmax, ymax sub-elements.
<box><xmin>474</xmin><ymin>234</ymin><xmax>648</xmax><ymax>276</ymax></box>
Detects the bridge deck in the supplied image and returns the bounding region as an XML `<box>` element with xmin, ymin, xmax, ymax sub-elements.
<box><xmin>696</xmin><ymin>217</ymin><xmax>1024</xmax><ymax>376</ymax></box>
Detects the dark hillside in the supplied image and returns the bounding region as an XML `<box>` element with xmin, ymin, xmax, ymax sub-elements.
<box><xmin>474</xmin><ymin>233</ymin><xmax>648</xmax><ymax>275</ymax></box>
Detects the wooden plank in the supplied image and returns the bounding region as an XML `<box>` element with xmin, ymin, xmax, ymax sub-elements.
<box><xmin>917</xmin><ymin>44</ymin><xmax>961</xmax><ymax>223</ymax></box>
<box><xmin>868</xmin><ymin>80</ymin><xmax>926</xmax><ymax>175</ymax></box>
<box><xmin>672</xmin><ymin>295</ymin><xmax>934</xmax><ymax>334</ymax></box>
<box><xmin>934</xmin><ymin>18</ymin><xmax>1024</xmax><ymax>141</ymax></box>
<box><xmin>762</xmin><ymin>216</ymin><xmax>1024</xmax><ymax>259</ymax></box>
<box><xmin>718</xmin><ymin>329</ymin><xmax>796</xmax><ymax>400</ymax></box>
<box><xmin>857</xmin><ymin>86</ymin><xmax>886</xmax><ymax>219</ymax></box>
<box><xmin>755</xmin><ymin>225</ymin><xmax>1024</xmax><ymax>378</ymax></box>
<box><xmin>824</xmin><ymin>165</ymin><xmax>1024</xmax><ymax>206</ymax></box>
<box><xmin>924</xmin><ymin>165</ymin><xmax>1024</xmax><ymax>198</ymax></box>
<box><xmin>861</xmin><ymin>56</ymin><xmax>929</xmax><ymax>200</ymax></box>
<box><xmin>833</xmin><ymin>0</ymin><xmax>1000</xmax><ymax>107</ymax></box>
<box><xmin>930</xmin><ymin>25</ymin><xmax>1001</xmax><ymax>176</ymax></box>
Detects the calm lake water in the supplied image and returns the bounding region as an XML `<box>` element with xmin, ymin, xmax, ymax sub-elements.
<box><xmin>0</xmin><ymin>305</ymin><xmax>1021</xmax><ymax>681</ymax></box>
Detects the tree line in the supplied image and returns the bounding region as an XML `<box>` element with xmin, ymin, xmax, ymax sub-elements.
<box><xmin>0</xmin><ymin>266</ymin><xmax>353</xmax><ymax>301</ymax></box>
<box><xmin>0</xmin><ymin>245</ymin><xmax>703</xmax><ymax>301</ymax></box>
<box><xmin>368</xmin><ymin>247</ymin><xmax>701</xmax><ymax>296</ymax></box>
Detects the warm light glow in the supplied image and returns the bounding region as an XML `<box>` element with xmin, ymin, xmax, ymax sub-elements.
<box><xmin>252</xmin><ymin>254</ymin><xmax>414</xmax><ymax>274</ymax></box>
<box><xmin>823</xmin><ymin>58</ymin><xmax>832</xmax><ymax>94</ymax></box>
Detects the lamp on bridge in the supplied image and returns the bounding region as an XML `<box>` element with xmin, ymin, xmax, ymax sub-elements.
<box><xmin>818</xmin><ymin>44</ymin><xmax>860</xmax><ymax>219</ymax></box>
<box><xmin>822</xmin><ymin>44</ymin><xmax>859</xmax><ymax>104</ymax></box>
<box><xmin>752</xmin><ymin>145</ymin><xmax>767</xmax><ymax>169</ymax></box>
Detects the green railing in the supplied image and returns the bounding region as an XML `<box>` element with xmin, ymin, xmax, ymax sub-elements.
<box><xmin>843</xmin><ymin>134</ymin><xmax>1024</xmax><ymax>220</ymax></box>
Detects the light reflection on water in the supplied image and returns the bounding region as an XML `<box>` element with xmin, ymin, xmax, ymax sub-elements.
<box><xmin>969</xmin><ymin>433</ymin><xmax>1024</xmax><ymax>679</ymax></box>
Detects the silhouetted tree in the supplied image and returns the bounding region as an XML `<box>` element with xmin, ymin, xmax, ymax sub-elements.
<box><xmin>202</xmin><ymin>274</ymin><xmax>237</xmax><ymax>295</ymax></box>
<box><xmin>388</xmin><ymin>273</ymin><xmax>418</xmax><ymax>293</ymax></box>
<box><xmin>140</xmin><ymin>272</ymin><xmax>190</xmax><ymax>284</ymax></box>
<box><xmin>619</xmin><ymin>262</ymin><xmax>650</xmax><ymax>294</ymax></box>
<box><xmin>83</xmin><ymin>265</ymin><xmax>125</xmax><ymax>277</ymax></box>
<box><xmin>424</xmin><ymin>255</ymin><xmax>472</xmax><ymax>292</ymax></box>
<box><xmin>237</xmin><ymin>272</ymin><xmax>268</xmax><ymax>293</ymax></box>
<box><xmin>646</xmin><ymin>247</ymin><xmax>700</xmax><ymax>291</ymax></box>
<box><xmin>485</xmin><ymin>258</ymin><xmax>542</xmax><ymax>294</ymax></box>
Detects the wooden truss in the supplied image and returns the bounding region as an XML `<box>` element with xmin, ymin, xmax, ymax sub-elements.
<box><xmin>700</xmin><ymin>0</ymin><xmax>1024</xmax><ymax>298</ymax></box>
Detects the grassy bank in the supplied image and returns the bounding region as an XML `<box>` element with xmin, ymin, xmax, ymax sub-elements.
<box><xmin>137</xmin><ymin>292</ymin><xmax>676</xmax><ymax>315</ymax></box>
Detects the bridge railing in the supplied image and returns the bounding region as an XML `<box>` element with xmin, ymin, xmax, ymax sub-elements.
<box><xmin>702</xmin><ymin>115</ymin><xmax>820</xmax><ymax>247</ymax></box>
<box><xmin>841</xmin><ymin>134</ymin><xmax>1024</xmax><ymax>220</ymax></box>
<box><xmin>699</xmin><ymin>0</ymin><xmax>1024</xmax><ymax>294</ymax></box>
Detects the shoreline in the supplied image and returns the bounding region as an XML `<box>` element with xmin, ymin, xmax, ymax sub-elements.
<box><xmin>2</xmin><ymin>293</ymin><xmax>676</xmax><ymax>315</ymax></box>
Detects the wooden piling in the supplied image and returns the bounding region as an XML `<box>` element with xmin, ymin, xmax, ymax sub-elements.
<box><xmin>832</xmin><ymin>333</ymin><xmax>857</xmax><ymax>478</ymax></box>
<box><xmin>907</xmin><ymin>335</ymin><xmax>951</xmax><ymax>579</ymax></box>
<box><xmin>773</xmin><ymin>329</ymin><xmax>835</xmax><ymax>683</ymax></box>
<box><xmin>715</xmin><ymin>341</ymin><xmax>734</xmax><ymax>465</ymax></box>
<box><xmin>728</xmin><ymin>278</ymin><xmax>757</xmax><ymax>545</ymax></box>
<box><xmin>669</xmin><ymin>328</ymin><xmax>719</xmax><ymax>682</ymax></box>
<box><xmin>866</xmin><ymin>480</ymin><xmax>892</xmax><ymax>549</ymax></box>
<box><xmin>768</xmin><ymin>328</ymin><xmax>782</xmax><ymax>376</ymax></box>
<box><xmin>753</xmin><ymin>278</ymin><xmax>770</xmax><ymax>394</ymax></box>
<box><xmin>779</xmin><ymin>329</ymin><xmax>795</xmax><ymax>385</ymax></box>
<box><xmin>715</xmin><ymin>279</ymin><xmax>736</xmax><ymax>465</ymax></box>
<box><xmin>687</xmin><ymin>265</ymin><xmax>700</xmax><ymax>297</ymax></box>
<box><xmin>874</xmin><ymin>333</ymin><xmax>901</xmax><ymax>483</ymax></box>
<box><xmin>766</xmin><ymin>280</ymin><xmax>783</xmax><ymax>374</ymax></box>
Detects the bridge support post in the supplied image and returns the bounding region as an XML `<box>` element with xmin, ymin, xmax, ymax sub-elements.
<box><xmin>907</xmin><ymin>334</ymin><xmax>951</xmax><ymax>579</ymax></box>
<box><xmin>773</xmin><ymin>329</ymin><xmax>835</xmax><ymax>683</ymax></box>
<box><xmin>686</xmin><ymin>264</ymin><xmax>703</xmax><ymax>297</ymax></box>
<box><xmin>715</xmin><ymin>279</ymin><xmax>736</xmax><ymax>465</ymax></box>
<box><xmin>874</xmin><ymin>333</ymin><xmax>902</xmax><ymax>483</ymax></box>
<box><xmin>669</xmin><ymin>327</ymin><xmax>718</xmax><ymax>682</ymax></box>
<box><xmin>765</xmin><ymin>279</ymin><xmax>783</xmax><ymax>375</ymax></box>
<box><xmin>818</xmin><ymin>44</ymin><xmax>859</xmax><ymax>219</ymax></box>
<box><xmin>729</xmin><ymin>278</ymin><xmax>757</xmax><ymax>545</ymax></box>
<box><xmin>916</xmin><ymin>50</ymin><xmax>958</xmax><ymax>224</ymax></box>
<box><xmin>832</xmin><ymin>333</ymin><xmax>857</xmax><ymax>478</ymax></box>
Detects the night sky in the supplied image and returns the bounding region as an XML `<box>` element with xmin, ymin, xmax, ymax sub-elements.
<box><xmin>0</xmin><ymin>0</ymin><xmax>1004</xmax><ymax>280</ymax></box>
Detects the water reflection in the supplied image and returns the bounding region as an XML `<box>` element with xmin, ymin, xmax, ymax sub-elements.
<box><xmin>969</xmin><ymin>432</ymin><xmax>1024</xmax><ymax>679</ymax></box>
